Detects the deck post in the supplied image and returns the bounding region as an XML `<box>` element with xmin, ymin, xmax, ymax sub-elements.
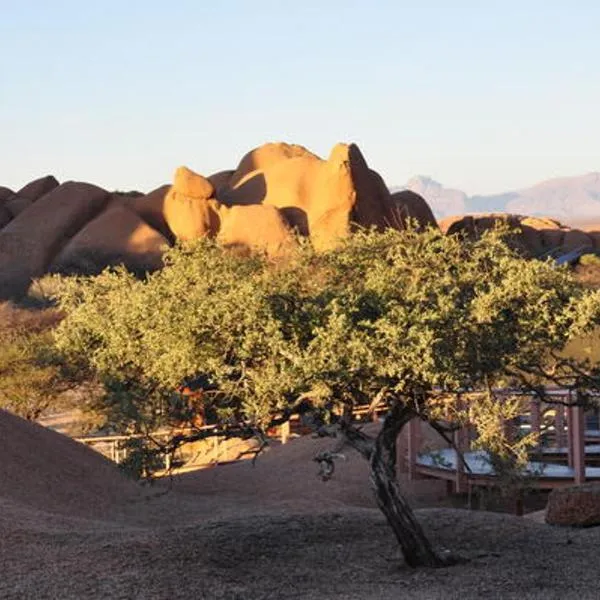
<box><xmin>569</xmin><ymin>403</ymin><xmax>586</xmax><ymax>485</ymax></box>
<box><xmin>407</xmin><ymin>417</ymin><xmax>421</xmax><ymax>481</ymax></box>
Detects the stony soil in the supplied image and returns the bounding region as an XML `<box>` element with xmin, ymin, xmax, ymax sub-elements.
<box><xmin>1</xmin><ymin>410</ymin><xmax>599</xmax><ymax>600</ymax></box>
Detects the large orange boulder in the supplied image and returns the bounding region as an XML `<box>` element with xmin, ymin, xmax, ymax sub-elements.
<box><xmin>389</xmin><ymin>190</ymin><xmax>437</xmax><ymax>230</ymax></box>
<box><xmin>0</xmin><ymin>182</ymin><xmax>109</xmax><ymax>299</ymax></box>
<box><xmin>126</xmin><ymin>184</ymin><xmax>172</xmax><ymax>240</ymax></box>
<box><xmin>217</xmin><ymin>204</ymin><xmax>296</xmax><ymax>257</ymax></box>
<box><xmin>221</xmin><ymin>141</ymin><xmax>405</xmax><ymax>250</ymax></box>
<box><xmin>163</xmin><ymin>167</ymin><xmax>219</xmax><ymax>241</ymax></box>
<box><xmin>229</xmin><ymin>142</ymin><xmax>318</xmax><ymax>188</ymax></box>
<box><xmin>50</xmin><ymin>202</ymin><xmax>169</xmax><ymax>275</ymax></box>
<box><xmin>16</xmin><ymin>175</ymin><xmax>59</xmax><ymax>201</ymax></box>
<box><xmin>439</xmin><ymin>215</ymin><xmax>468</xmax><ymax>234</ymax></box>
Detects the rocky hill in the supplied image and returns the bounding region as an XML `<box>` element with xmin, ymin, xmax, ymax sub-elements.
<box><xmin>1</xmin><ymin>142</ymin><xmax>598</xmax><ymax>301</ymax></box>
<box><xmin>0</xmin><ymin>142</ymin><xmax>436</xmax><ymax>300</ymax></box>
<box><xmin>401</xmin><ymin>172</ymin><xmax>600</xmax><ymax>222</ymax></box>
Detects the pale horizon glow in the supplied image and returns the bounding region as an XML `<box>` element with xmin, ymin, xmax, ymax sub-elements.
<box><xmin>1</xmin><ymin>1</ymin><xmax>599</xmax><ymax>197</ymax></box>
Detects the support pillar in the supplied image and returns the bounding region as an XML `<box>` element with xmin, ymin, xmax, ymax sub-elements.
<box><xmin>568</xmin><ymin>404</ymin><xmax>586</xmax><ymax>485</ymax></box>
<box><xmin>453</xmin><ymin>425</ymin><xmax>469</xmax><ymax>494</ymax></box>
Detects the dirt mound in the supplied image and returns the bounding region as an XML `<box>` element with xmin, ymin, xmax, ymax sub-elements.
<box><xmin>0</xmin><ymin>410</ymin><xmax>141</xmax><ymax>519</ymax></box>
<box><xmin>171</xmin><ymin>423</ymin><xmax>447</xmax><ymax>514</ymax></box>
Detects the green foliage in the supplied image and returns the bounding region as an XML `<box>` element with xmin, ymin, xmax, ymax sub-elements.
<box><xmin>0</xmin><ymin>303</ymin><xmax>66</xmax><ymax>420</ymax></box>
<box><xmin>576</xmin><ymin>253</ymin><xmax>600</xmax><ymax>290</ymax></box>
<box><xmin>579</xmin><ymin>253</ymin><xmax>600</xmax><ymax>267</ymax></box>
<box><xmin>53</xmin><ymin>227</ymin><xmax>600</xmax><ymax>468</ymax></box>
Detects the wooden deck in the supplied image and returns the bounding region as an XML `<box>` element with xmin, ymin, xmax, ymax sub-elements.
<box><xmin>406</xmin><ymin>390</ymin><xmax>600</xmax><ymax>492</ymax></box>
<box><xmin>415</xmin><ymin>448</ymin><xmax>600</xmax><ymax>490</ymax></box>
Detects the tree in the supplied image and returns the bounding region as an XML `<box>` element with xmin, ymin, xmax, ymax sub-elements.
<box><xmin>53</xmin><ymin>227</ymin><xmax>600</xmax><ymax>567</ymax></box>
<box><xmin>0</xmin><ymin>303</ymin><xmax>66</xmax><ymax>420</ymax></box>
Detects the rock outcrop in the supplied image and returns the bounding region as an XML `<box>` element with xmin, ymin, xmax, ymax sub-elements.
<box><xmin>440</xmin><ymin>213</ymin><xmax>595</xmax><ymax>258</ymax></box>
<box><xmin>0</xmin><ymin>207</ymin><xmax>11</xmax><ymax>229</ymax></box>
<box><xmin>228</xmin><ymin>142</ymin><xmax>318</xmax><ymax>188</ymax></box>
<box><xmin>163</xmin><ymin>167</ymin><xmax>219</xmax><ymax>241</ymax></box>
<box><xmin>16</xmin><ymin>175</ymin><xmax>59</xmax><ymax>202</ymax></box>
<box><xmin>127</xmin><ymin>184</ymin><xmax>172</xmax><ymax>240</ymax></box>
<box><xmin>389</xmin><ymin>190</ymin><xmax>438</xmax><ymax>230</ymax></box>
<box><xmin>546</xmin><ymin>483</ymin><xmax>600</xmax><ymax>527</ymax></box>
<box><xmin>217</xmin><ymin>204</ymin><xmax>295</xmax><ymax>256</ymax></box>
<box><xmin>0</xmin><ymin>182</ymin><xmax>109</xmax><ymax>299</ymax></box>
<box><xmin>0</xmin><ymin>186</ymin><xmax>13</xmax><ymax>204</ymax></box>
<box><xmin>218</xmin><ymin>142</ymin><xmax>420</xmax><ymax>250</ymax></box>
<box><xmin>51</xmin><ymin>202</ymin><xmax>169</xmax><ymax>275</ymax></box>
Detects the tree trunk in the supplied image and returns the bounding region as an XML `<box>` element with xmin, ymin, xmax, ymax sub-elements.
<box><xmin>343</xmin><ymin>404</ymin><xmax>446</xmax><ymax>568</ymax></box>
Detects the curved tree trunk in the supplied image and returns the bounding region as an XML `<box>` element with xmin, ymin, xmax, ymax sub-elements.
<box><xmin>343</xmin><ymin>403</ymin><xmax>445</xmax><ymax>568</ymax></box>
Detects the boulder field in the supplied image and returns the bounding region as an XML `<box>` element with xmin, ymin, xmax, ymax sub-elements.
<box><xmin>0</xmin><ymin>141</ymin><xmax>597</xmax><ymax>300</ymax></box>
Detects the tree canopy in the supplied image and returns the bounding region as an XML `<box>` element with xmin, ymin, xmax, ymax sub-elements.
<box><xmin>53</xmin><ymin>226</ymin><xmax>600</xmax><ymax>566</ymax></box>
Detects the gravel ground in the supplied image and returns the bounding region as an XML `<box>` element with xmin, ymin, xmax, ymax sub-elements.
<box><xmin>1</xmin><ymin>410</ymin><xmax>599</xmax><ymax>600</ymax></box>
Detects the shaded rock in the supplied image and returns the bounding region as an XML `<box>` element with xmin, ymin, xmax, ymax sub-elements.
<box><xmin>4</xmin><ymin>196</ymin><xmax>32</xmax><ymax>218</ymax></box>
<box><xmin>208</xmin><ymin>170</ymin><xmax>235</xmax><ymax>196</ymax></box>
<box><xmin>441</xmin><ymin>213</ymin><xmax>570</xmax><ymax>257</ymax></box>
<box><xmin>562</xmin><ymin>229</ymin><xmax>593</xmax><ymax>253</ymax></box>
<box><xmin>345</xmin><ymin>145</ymin><xmax>392</xmax><ymax>231</ymax></box>
<box><xmin>546</xmin><ymin>483</ymin><xmax>600</xmax><ymax>527</ymax></box>
<box><xmin>16</xmin><ymin>175</ymin><xmax>59</xmax><ymax>202</ymax></box>
<box><xmin>0</xmin><ymin>206</ymin><xmax>11</xmax><ymax>229</ymax></box>
<box><xmin>125</xmin><ymin>184</ymin><xmax>172</xmax><ymax>241</ymax></box>
<box><xmin>541</xmin><ymin>229</ymin><xmax>566</xmax><ymax>250</ymax></box>
<box><xmin>51</xmin><ymin>202</ymin><xmax>168</xmax><ymax>275</ymax></box>
<box><xmin>0</xmin><ymin>187</ymin><xmax>13</xmax><ymax>204</ymax></box>
<box><xmin>0</xmin><ymin>182</ymin><xmax>109</xmax><ymax>299</ymax></box>
<box><xmin>164</xmin><ymin>167</ymin><xmax>219</xmax><ymax>241</ymax></box>
<box><xmin>217</xmin><ymin>204</ymin><xmax>296</xmax><ymax>257</ymax></box>
<box><xmin>388</xmin><ymin>190</ymin><xmax>438</xmax><ymax>230</ymax></box>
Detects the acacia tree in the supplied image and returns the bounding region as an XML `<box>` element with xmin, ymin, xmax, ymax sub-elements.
<box><xmin>53</xmin><ymin>227</ymin><xmax>600</xmax><ymax>567</ymax></box>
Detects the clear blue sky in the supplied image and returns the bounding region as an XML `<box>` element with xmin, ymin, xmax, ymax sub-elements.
<box><xmin>1</xmin><ymin>1</ymin><xmax>598</xmax><ymax>195</ymax></box>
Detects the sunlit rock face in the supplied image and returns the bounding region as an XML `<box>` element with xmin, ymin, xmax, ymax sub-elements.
<box><xmin>0</xmin><ymin>142</ymin><xmax>441</xmax><ymax>299</ymax></box>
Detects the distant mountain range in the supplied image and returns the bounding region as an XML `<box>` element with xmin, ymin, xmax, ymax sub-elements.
<box><xmin>394</xmin><ymin>172</ymin><xmax>600</xmax><ymax>225</ymax></box>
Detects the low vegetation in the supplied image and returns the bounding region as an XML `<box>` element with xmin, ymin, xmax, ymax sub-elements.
<box><xmin>0</xmin><ymin>303</ymin><xmax>65</xmax><ymax>420</ymax></box>
<box><xmin>52</xmin><ymin>226</ymin><xmax>600</xmax><ymax>567</ymax></box>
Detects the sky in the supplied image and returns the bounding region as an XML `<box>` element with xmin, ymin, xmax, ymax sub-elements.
<box><xmin>1</xmin><ymin>1</ymin><xmax>599</xmax><ymax>196</ymax></box>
